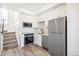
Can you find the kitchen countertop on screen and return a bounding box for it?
[36,33,48,36]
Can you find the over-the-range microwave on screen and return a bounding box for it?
[23,22,32,28]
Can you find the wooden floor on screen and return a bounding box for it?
[0,43,50,56]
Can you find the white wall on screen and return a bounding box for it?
[36,4,67,35]
[67,3,79,56]
[6,10,17,32]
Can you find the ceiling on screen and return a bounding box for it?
[0,3,61,15]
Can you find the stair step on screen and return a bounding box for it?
[3,43,18,50]
[3,32,15,35]
[3,42,18,47]
[3,34,16,38]
[3,40,17,46]
[4,37,16,40]
[3,39,16,43]
[3,32,15,34]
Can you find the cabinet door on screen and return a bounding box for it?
[48,19,56,33]
[57,34,66,56]
[48,33,58,56]
[42,36,46,48]
[34,34,42,47]
[56,17,65,34]
[42,36,48,49]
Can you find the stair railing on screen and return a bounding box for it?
[0,19,4,52]
[0,33,3,51]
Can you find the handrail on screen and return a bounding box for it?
[0,19,4,52]
[0,19,4,51]
[0,33,3,51]
[0,32,3,51]
[1,19,4,33]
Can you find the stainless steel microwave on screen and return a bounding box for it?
[23,22,32,28]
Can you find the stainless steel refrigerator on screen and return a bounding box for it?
[48,16,67,56]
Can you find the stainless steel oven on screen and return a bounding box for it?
[24,33,34,45]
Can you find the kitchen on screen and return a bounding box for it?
[0,3,79,56]
[0,3,67,56]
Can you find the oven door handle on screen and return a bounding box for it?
[24,35,34,37]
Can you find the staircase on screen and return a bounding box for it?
[3,32,18,50]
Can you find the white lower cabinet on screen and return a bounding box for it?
[34,34,42,47]
[20,34,24,47]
